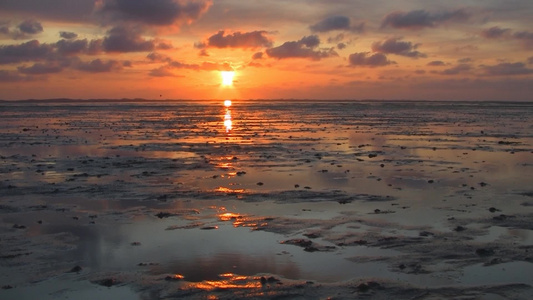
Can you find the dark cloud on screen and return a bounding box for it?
[149,66,176,77]
[252,52,263,60]
[266,35,337,60]
[0,21,10,35]
[0,0,96,22]
[480,26,511,39]
[60,31,78,39]
[150,57,233,74]
[156,41,173,50]
[1,20,44,39]
[479,26,533,49]
[348,52,393,67]
[147,52,171,62]
[371,37,426,58]
[100,0,212,26]
[18,20,43,34]
[87,39,103,55]
[170,60,233,71]
[55,39,89,55]
[427,60,445,66]
[381,9,470,30]
[528,56,533,64]
[197,30,272,49]
[483,62,533,76]
[310,16,364,33]
[439,64,471,75]
[337,43,346,50]
[0,40,54,64]
[54,38,103,55]
[75,58,121,73]
[199,61,233,71]
[102,26,155,52]
[0,70,35,82]
[198,49,209,56]
[327,33,345,43]
[18,62,63,74]
[513,30,533,49]
[168,60,200,70]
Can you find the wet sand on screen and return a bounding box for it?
[1,100,532,299]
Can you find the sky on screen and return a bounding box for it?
[0,0,532,101]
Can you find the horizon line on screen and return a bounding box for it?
[1,98,531,103]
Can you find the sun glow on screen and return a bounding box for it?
[221,71,235,86]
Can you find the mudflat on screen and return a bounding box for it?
[1,100,532,299]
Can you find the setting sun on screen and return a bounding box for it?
[220,71,235,86]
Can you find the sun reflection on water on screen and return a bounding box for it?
[187,273,262,291]
[223,100,232,133]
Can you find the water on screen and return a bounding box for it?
[1,100,532,299]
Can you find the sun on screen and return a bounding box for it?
[220,71,235,86]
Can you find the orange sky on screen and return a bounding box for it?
[0,0,532,100]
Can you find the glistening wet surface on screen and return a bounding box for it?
[1,100,532,299]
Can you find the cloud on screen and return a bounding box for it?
[199,61,233,71]
[483,62,533,76]
[150,57,234,75]
[156,41,173,50]
[0,21,9,35]
[99,0,212,26]
[1,19,44,39]
[75,58,121,72]
[102,25,155,52]
[513,30,533,49]
[196,30,273,49]
[87,39,104,55]
[327,33,345,43]
[371,37,426,58]
[458,57,472,63]
[18,62,63,74]
[149,66,176,77]
[348,52,393,67]
[55,39,89,55]
[480,26,511,39]
[168,60,201,70]
[266,35,337,60]
[18,20,43,34]
[0,0,96,23]
[252,52,263,60]
[198,49,209,56]
[479,26,533,49]
[60,31,78,39]
[427,60,445,66]
[0,40,54,64]
[0,70,36,82]
[309,16,365,33]
[147,52,171,62]
[439,64,471,75]
[381,9,470,30]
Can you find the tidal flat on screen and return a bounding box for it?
[1,100,532,299]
